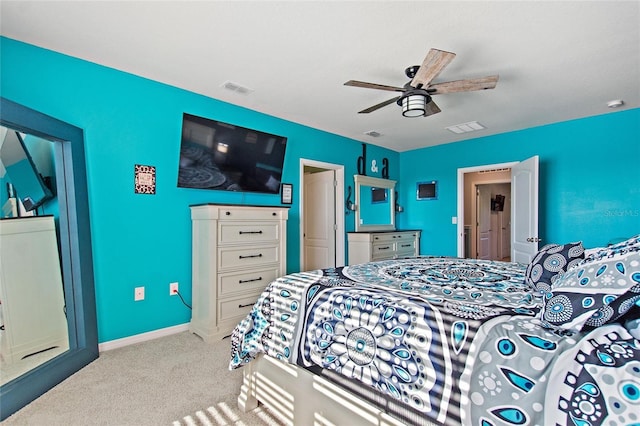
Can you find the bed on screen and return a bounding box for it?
[229,235,640,426]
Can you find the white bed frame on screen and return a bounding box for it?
[238,354,438,426]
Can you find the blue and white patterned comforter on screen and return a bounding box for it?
[229,257,640,426]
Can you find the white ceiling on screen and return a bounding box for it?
[1,1,638,152]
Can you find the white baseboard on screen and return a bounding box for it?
[98,323,190,352]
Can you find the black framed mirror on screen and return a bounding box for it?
[0,98,98,420]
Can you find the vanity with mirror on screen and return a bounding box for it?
[347,175,420,265]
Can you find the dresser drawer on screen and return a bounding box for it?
[396,240,416,254]
[218,294,259,322]
[218,207,285,221]
[371,242,395,259]
[373,232,417,243]
[218,222,280,244]
[219,267,279,297]
[218,244,279,270]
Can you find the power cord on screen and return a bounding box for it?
[174,289,192,310]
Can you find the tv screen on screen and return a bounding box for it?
[1,127,53,211]
[371,187,388,203]
[177,113,287,194]
[416,181,437,200]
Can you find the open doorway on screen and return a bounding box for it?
[475,182,511,261]
[457,157,540,263]
[299,159,345,271]
[457,161,517,259]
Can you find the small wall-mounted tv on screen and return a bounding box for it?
[177,113,287,194]
[416,180,437,200]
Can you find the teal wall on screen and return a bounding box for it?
[397,109,640,254]
[0,37,399,342]
[2,37,638,343]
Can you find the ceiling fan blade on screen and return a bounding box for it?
[410,49,456,88]
[358,96,400,114]
[428,75,499,94]
[424,100,441,117]
[345,80,405,92]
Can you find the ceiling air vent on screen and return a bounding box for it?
[221,81,254,95]
[446,121,486,134]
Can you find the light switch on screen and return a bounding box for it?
[451,216,458,224]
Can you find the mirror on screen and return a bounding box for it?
[0,98,98,420]
[1,127,69,386]
[354,175,396,232]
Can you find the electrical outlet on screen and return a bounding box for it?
[134,286,145,301]
[170,282,179,296]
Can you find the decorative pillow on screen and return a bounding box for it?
[579,234,640,266]
[583,247,603,258]
[525,242,585,294]
[540,234,640,331]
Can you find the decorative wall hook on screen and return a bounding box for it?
[395,190,404,213]
[346,185,356,213]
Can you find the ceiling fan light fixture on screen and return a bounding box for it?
[398,89,431,117]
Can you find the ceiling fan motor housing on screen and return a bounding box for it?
[405,65,421,79]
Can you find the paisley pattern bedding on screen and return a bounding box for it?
[229,257,640,426]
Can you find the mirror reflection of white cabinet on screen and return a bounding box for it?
[0,216,68,364]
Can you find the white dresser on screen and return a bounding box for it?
[189,204,288,341]
[347,230,421,265]
[0,216,69,363]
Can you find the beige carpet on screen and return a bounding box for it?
[1,331,285,426]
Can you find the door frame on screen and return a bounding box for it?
[457,161,518,258]
[299,159,345,269]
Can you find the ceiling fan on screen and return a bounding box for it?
[344,48,499,118]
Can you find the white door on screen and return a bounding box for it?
[476,185,492,259]
[303,170,336,270]
[511,155,539,263]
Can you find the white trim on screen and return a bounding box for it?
[456,161,518,258]
[299,158,345,269]
[98,323,189,352]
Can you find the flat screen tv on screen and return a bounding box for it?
[177,113,287,194]
[1,127,53,211]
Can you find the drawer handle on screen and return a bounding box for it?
[239,253,263,259]
[400,244,411,248]
[239,277,262,284]
[239,230,263,235]
[238,303,254,308]
[225,211,231,215]
[378,246,391,250]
